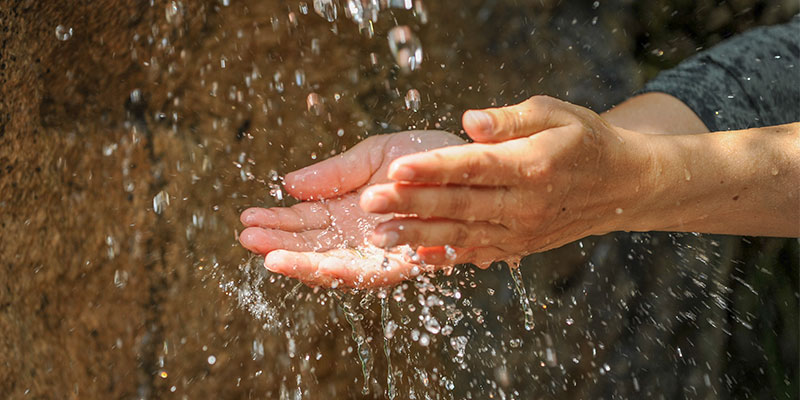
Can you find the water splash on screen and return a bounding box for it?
[332,291,373,395]
[380,297,397,400]
[507,259,535,331]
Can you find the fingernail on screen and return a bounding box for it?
[390,164,415,181]
[373,231,399,248]
[364,192,389,212]
[464,110,494,135]
[264,252,282,273]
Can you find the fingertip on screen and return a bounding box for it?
[240,207,269,226]
[359,188,390,213]
[239,227,262,249]
[263,250,285,273]
[463,110,495,141]
[387,162,416,181]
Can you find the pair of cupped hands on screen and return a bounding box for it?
[240,96,649,288]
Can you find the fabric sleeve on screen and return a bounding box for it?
[640,15,800,132]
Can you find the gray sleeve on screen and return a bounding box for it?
[641,15,800,132]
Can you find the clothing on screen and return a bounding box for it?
[642,15,800,131]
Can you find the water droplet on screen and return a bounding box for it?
[113,269,129,288]
[418,333,430,346]
[565,317,574,325]
[313,0,338,22]
[207,355,216,365]
[615,207,623,214]
[388,26,423,73]
[404,88,421,112]
[306,93,323,116]
[423,315,441,334]
[55,25,73,41]
[294,69,306,86]
[384,320,398,339]
[153,190,170,214]
[509,338,522,348]
[771,167,779,176]
[684,168,692,181]
[165,1,184,25]
[389,0,412,9]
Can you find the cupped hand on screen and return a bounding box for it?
[361,96,653,264]
[239,131,465,288]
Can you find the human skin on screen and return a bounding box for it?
[239,94,800,288]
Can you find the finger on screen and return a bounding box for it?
[360,183,513,222]
[463,95,577,142]
[264,250,339,287]
[318,251,421,288]
[371,218,512,248]
[284,135,388,200]
[416,245,507,267]
[239,227,339,254]
[266,249,419,288]
[388,141,533,185]
[240,203,331,231]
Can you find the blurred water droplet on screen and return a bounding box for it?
[306,92,323,116]
[313,0,338,22]
[388,26,423,73]
[404,88,421,111]
[414,0,428,23]
[153,190,170,214]
[55,25,73,41]
[384,320,398,339]
[423,315,441,334]
[207,355,216,365]
[389,0,412,9]
[311,38,321,55]
[450,336,467,363]
[113,269,128,288]
[294,69,306,86]
[165,1,184,25]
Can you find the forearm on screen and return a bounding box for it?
[624,123,800,236]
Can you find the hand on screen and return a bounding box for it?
[360,96,654,264]
[239,131,465,288]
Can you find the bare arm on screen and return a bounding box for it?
[599,93,800,237]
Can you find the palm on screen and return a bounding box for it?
[239,130,464,288]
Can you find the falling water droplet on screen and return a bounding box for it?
[294,69,306,86]
[404,89,421,112]
[684,168,692,181]
[165,1,184,25]
[207,355,217,365]
[389,0,413,9]
[153,190,170,214]
[388,26,423,73]
[313,0,338,22]
[508,260,535,331]
[306,93,323,116]
[380,297,397,400]
[55,25,73,41]
[113,269,129,288]
[423,315,441,334]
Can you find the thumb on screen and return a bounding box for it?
[283,135,387,200]
[463,95,574,143]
